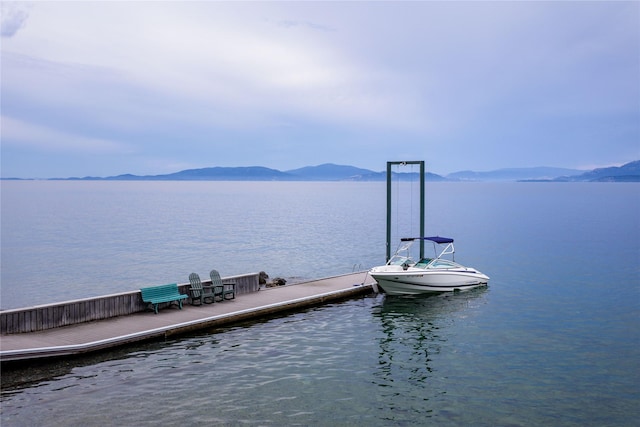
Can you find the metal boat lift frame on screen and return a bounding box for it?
[386,161,425,262]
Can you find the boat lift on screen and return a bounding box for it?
[386,161,425,262]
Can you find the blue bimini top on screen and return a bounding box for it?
[400,236,454,244]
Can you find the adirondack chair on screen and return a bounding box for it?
[210,269,236,301]
[188,273,215,305]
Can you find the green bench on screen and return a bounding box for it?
[140,283,188,314]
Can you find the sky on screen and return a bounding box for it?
[1,1,638,178]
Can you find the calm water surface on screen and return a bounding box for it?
[1,181,388,309]
[1,181,639,426]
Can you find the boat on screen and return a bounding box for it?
[369,236,489,295]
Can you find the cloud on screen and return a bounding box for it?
[1,2,30,38]
[1,115,133,154]
[275,19,335,32]
[0,1,637,177]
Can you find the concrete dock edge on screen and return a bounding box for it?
[1,273,375,363]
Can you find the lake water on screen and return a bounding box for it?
[1,181,639,426]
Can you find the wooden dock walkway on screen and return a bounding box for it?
[0,272,375,363]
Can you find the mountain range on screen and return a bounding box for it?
[546,160,640,182]
[15,160,640,182]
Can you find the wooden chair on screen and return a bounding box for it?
[188,273,215,305]
[210,269,236,301]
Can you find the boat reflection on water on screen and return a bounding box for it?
[370,288,488,409]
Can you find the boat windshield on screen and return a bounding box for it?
[428,259,461,269]
[388,237,457,267]
[413,258,462,269]
[388,255,414,266]
[413,258,433,268]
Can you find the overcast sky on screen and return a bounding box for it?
[1,1,638,178]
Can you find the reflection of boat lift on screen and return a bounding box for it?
[374,286,488,382]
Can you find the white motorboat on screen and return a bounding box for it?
[370,237,489,295]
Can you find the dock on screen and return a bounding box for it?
[0,272,375,363]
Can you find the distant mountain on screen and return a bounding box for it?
[447,167,585,182]
[65,166,295,181]
[345,171,447,182]
[285,164,446,181]
[7,161,638,182]
[59,163,447,182]
[556,160,640,182]
[286,164,374,180]
[156,166,294,181]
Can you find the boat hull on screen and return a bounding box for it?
[370,269,489,295]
